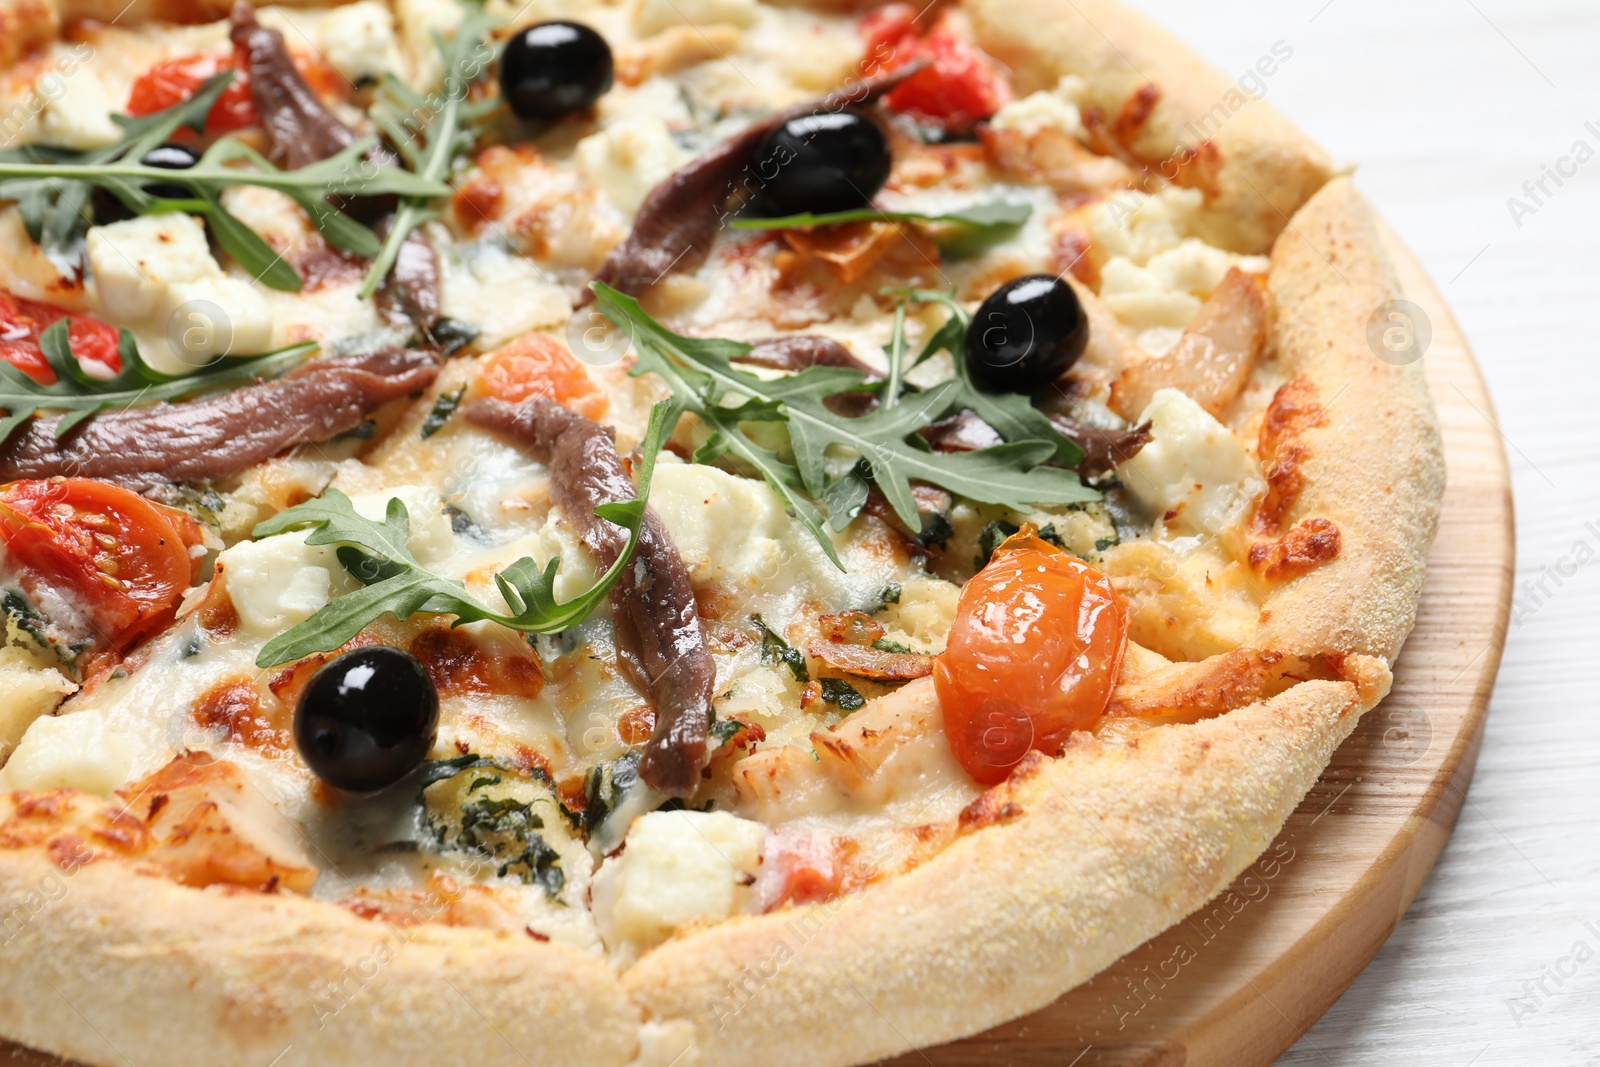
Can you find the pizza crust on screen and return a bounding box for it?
[1254,177,1446,664]
[624,679,1370,1067]
[965,0,1336,255]
[0,853,640,1067]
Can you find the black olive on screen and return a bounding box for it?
[500,21,614,121]
[749,108,892,217]
[138,142,202,201]
[963,274,1090,391]
[294,646,439,793]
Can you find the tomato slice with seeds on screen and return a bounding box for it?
[478,334,608,420]
[0,291,122,384]
[935,529,1128,785]
[0,480,205,652]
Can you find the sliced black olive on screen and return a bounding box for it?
[294,646,439,793]
[138,142,202,200]
[749,108,892,217]
[500,21,614,121]
[964,274,1090,391]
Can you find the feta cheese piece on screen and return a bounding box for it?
[1098,256,1204,330]
[592,810,766,952]
[0,652,76,761]
[990,76,1087,139]
[87,214,222,322]
[348,486,455,565]
[156,276,276,366]
[1087,187,1203,267]
[1145,239,1271,299]
[575,117,689,217]
[217,533,349,637]
[439,240,570,349]
[396,0,463,89]
[37,69,122,150]
[317,1,398,85]
[0,711,129,796]
[636,0,759,35]
[1116,388,1262,538]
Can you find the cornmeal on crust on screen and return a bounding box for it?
[0,2,1444,1065]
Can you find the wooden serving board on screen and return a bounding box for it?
[0,228,1512,1067]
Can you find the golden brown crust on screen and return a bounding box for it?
[624,680,1369,1067]
[965,0,1336,253]
[0,855,640,1067]
[0,0,58,69]
[1254,177,1446,663]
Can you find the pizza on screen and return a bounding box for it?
[0,0,1444,1065]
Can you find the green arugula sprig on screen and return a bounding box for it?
[252,399,678,669]
[0,325,317,445]
[591,282,1095,569]
[731,200,1031,255]
[0,74,450,292]
[359,10,503,298]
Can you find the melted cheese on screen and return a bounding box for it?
[591,809,765,960]
[0,709,129,796]
[1116,388,1263,539]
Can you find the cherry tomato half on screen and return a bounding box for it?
[0,479,205,652]
[478,334,608,420]
[0,291,122,384]
[935,530,1127,785]
[126,51,257,133]
[859,6,1012,130]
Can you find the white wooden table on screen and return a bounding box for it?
[1126,1,1600,1062]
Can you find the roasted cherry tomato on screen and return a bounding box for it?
[935,529,1127,784]
[126,51,257,133]
[860,5,1011,130]
[0,291,122,383]
[478,334,608,420]
[0,479,205,651]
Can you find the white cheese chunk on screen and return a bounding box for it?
[396,0,463,90]
[156,276,276,365]
[37,69,122,150]
[438,240,571,349]
[575,117,689,217]
[217,533,349,637]
[87,214,222,322]
[0,652,76,761]
[1087,187,1203,267]
[0,711,129,797]
[1145,238,1271,299]
[636,0,759,35]
[990,77,1086,139]
[348,486,456,565]
[1116,388,1262,538]
[316,1,399,85]
[592,810,765,953]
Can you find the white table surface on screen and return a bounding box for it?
[1123,1,1600,1063]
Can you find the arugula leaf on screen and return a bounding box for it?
[359,11,503,298]
[420,384,466,438]
[0,74,450,291]
[591,283,1096,565]
[252,400,679,669]
[890,287,1085,468]
[731,200,1031,233]
[0,326,318,446]
[0,74,233,261]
